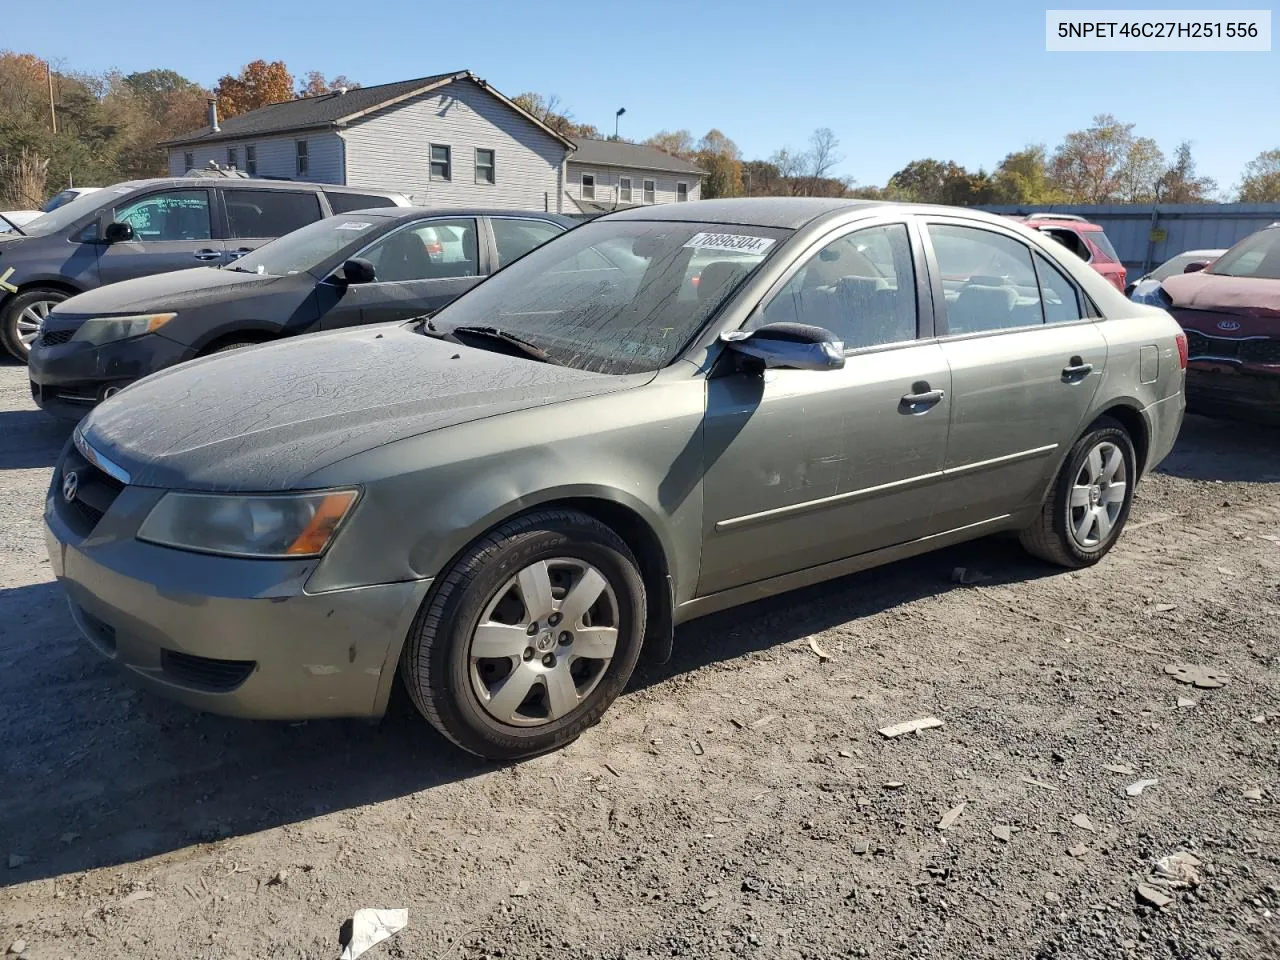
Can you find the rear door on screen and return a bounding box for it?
[318,217,484,329]
[95,188,223,284]
[921,218,1109,532]
[221,188,325,264]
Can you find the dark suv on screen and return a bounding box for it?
[0,178,410,360]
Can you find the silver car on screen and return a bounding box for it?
[45,199,1187,759]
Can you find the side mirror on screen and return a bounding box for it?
[721,322,845,371]
[1182,261,1208,274]
[338,257,376,284]
[103,221,134,243]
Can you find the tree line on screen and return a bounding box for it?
[2,50,1278,210]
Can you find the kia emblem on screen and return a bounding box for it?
[62,470,79,503]
[1217,319,1241,332]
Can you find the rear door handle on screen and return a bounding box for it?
[901,384,945,409]
[193,249,221,261]
[227,247,254,260]
[1062,357,1094,380]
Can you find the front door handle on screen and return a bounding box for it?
[227,247,254,260]
[193,249,221,261]
[900,382,945,410]
[1062,356,1094,380]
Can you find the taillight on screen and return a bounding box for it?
[1175,332,1188,369]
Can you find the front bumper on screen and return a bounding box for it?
[44,468,432,720]
[1185,364,1280,423]
[28,332,194,420]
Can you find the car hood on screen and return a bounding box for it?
[80,324,643,491]
[54,266,292,317]
[1162,271,1280,318]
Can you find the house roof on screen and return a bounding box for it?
[569,138,705,176]
[161,72,577,150]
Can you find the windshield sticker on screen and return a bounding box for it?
[683,232,776,255]
[335,221,373,231]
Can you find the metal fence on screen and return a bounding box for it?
[979,203,1280,279]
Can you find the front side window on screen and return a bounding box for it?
[225,190,323,239]
[581,173,595,200]
[113,190,211,242]
[492,218,563,268]
[1034,253,1085,324]
[245,145,257,176]
[475,148,495,184]
[429,220,789,375]
[360,218,479,282]
[929,223,1043,335]
[643,179,656,203]
[676,182,688,202]
[227,147,238,169]
[295,140,309,176]
[1208,227,1280,280]
[430,144,451,182]
[619,177,632,202]
[759,223,918,350]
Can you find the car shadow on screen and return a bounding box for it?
[0,536,1054,888]
[1155,414,1280,483]
[0,408,73,469]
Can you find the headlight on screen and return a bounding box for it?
[70,313,176,346]
[137,489,359,558]
[1131,284,1172,309]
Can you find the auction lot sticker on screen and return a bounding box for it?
[683,233,776,255]
[1046,9,1271,50]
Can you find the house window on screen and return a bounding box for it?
[643,179,656,203]
[475,148,495,184]
[676,182,688,202]
[619,177,632,202]
[581,173,595,200]
[182,151,194,171]
[295,140,309,177]
[227,146,238,169]
[430,144,452,181]
[245,145,257,176]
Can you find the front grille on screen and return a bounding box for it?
[1241,338,1280,365]
[54,447,126,536]
[41,329,74,346]
[160,650,256,692]
[1183,330,1278,365]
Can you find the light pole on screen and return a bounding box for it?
[614,107,626,140]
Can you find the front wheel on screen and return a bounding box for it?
[400,510,647,759]
[2,287,69,361]
[1020,417,1137,568]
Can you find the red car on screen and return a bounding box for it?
[1153,223,1280,423]
[1012,214,1128,292]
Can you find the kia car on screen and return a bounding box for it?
[45,198,1186,759]
[1126,248,1226,299]
[28,208,574,419]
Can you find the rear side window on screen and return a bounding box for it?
[1033,253,1085,324]
[225,190,323,239]
[1085,230,1119,261]
[326,192,399,213]
[929,224,1043,335]
[492,218,563,268]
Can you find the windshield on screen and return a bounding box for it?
[18,187,123,238]
[1207,228,1280,280]
[230,214,391,276]
[429,219,789,375]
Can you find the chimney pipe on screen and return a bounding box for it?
[207,97,220,132]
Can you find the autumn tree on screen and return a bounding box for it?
[991,146,1065,204]
[693,129,743,199]
[1049,115,1165,203]
[511,92,599,139]
[214,60,295,119]
[298,71,360,97]
[645,129,696,159]
[1236,148,1280,202]
[1154,142,1217,203]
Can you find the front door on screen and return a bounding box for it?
[698,221,952,597]
[96,189,223,285]
[319,217,484,330]
[922,219,1109,532]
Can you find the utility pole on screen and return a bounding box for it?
[47,61,57,134]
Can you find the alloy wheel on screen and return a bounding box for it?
[1068,440,1127,549]
[468,557,619,727]
[17,299,57,351]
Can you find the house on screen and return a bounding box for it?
[564,139,705,215]
[161,71,576,212]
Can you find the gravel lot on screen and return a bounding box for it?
[1,356,1277,960]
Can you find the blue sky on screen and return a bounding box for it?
[5,0,1274,194]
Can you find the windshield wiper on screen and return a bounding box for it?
[433,325,561,365]
[0,214,27,236]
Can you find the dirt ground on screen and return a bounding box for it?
[1,356,1277,960]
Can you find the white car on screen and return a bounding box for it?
[0,211,42,233]
[1128,248,1226,300]
[41,187,101,212]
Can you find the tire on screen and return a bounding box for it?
[205,341,260,355]
[400,509,647,759]
[1020,417,1137,568]
[2,287,69,362]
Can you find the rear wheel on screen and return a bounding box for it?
[1020,418,1136,568]
[204,341,261,356]
[2,287,69,361]
[400,510,647,759]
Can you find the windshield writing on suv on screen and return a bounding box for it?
[231,214,391,276]
[1207,228,1280,280]
[429,220,790,375]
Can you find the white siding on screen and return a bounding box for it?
[166,132,344,183]
[565,163,702,208]
[341,80,568,211]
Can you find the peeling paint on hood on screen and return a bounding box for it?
[80,325,638,491]
[1162,271,1280,319]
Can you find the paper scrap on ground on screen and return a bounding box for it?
[1126,778,1159,797]
[878,717,944,739]
[1162,663,1229,689]
[340,909,408,960]
[937,802,967,830]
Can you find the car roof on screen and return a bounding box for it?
[109,178,407,197]
[334,207,577,224]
